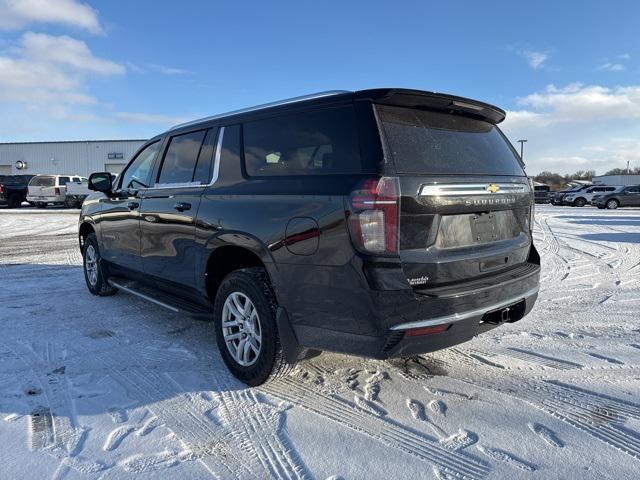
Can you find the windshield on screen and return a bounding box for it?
[376,105,525,176]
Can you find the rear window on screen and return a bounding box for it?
[30,176,55,187]
[243,106,361,176]
[377,105,525,176]
[58,176,71,186]
[157,130,207,185]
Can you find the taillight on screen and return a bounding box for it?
[0,184,3,195]
[348,176,400,254]
[55,187,60,195]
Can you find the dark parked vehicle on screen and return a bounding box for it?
[534,184,552,204]
[595,185,640,209]
[550,184,591,205]
[79,89,540,385]
[0,174,33,208]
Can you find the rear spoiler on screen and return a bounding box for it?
[354,88,506,124]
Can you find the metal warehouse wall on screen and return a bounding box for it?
[0,140,146,177]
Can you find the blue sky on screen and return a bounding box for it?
[0,0,639,174]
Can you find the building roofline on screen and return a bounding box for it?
[0,139,147,146]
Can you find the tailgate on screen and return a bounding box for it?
[374,103,534,290]
[398,176,533,288]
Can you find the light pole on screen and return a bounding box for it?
[517,139,528,161]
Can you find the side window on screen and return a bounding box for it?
[243,106,361,176]
[192,128,218,184]
[120,141,161,190]
[156,130,207,186]
[58,176,71,186]
[627,187,639,194]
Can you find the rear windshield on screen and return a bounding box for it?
[377,105,525,176]
[30,176,55,187]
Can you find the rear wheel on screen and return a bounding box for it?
[82,233,117,296]
[606,199,619,210]
[213,268,292,386]
[7,194,21,208]
[574,198,586,207]
[36,202,47,208]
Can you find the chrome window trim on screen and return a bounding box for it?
[390,286,539,331]
[419,183,529,196]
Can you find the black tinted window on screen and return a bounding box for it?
[157,130,206,185]
[58,176,71,186]
[192,128,217,184]
[377,105,525,176]
[243,106,361,176]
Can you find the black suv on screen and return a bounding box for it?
[79,89,540,385]
[595,185,640,209]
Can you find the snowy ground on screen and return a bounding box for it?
[0,205,639,479]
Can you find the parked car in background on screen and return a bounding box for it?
[27,174,85,208]
[78,88,540,385]
[563,185,622,207]
[534,184,552,204]
[65,178,90,208]
[550,184,591,205]
[0,174,34,208]
[595,185,640,209]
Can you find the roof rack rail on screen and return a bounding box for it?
[169,90,352,131]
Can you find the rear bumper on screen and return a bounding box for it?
[27,196,64,203]
[283,253,541,360]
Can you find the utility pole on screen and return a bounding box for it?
[517,139,528,161]
[627,160,630,174]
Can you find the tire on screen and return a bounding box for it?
[7,194,21,208]
[36,202,47,209]
[213,267,292,386]
[64,198,75,208]
[82,233,117,296]
[606,199,619,210]
[574,198,586,207]
[597,205,605,209]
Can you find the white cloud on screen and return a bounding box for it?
[127,62,194,76]
[503,83,640,129]
[501,83,640,175]
[21,32,124,75]
[113,112,191,125]
[0,0,102,34]
[521,50,548,69]
[597,62,625,72]
[616,53,631,60]
[0,32,123,106]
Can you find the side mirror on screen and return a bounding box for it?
[88,172,113,193]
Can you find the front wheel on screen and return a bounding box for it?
[606,199,619,210]
[82,233,117,296]
[213,268,292,386]
[574,198,586,207]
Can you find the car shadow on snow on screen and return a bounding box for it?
[0,264,251,421]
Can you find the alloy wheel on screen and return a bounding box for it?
[221,292,262,366]
[85,245,98,286]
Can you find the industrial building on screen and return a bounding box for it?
[592,174,640,186]
[0,139,146,177]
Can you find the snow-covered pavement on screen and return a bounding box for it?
[0,206,639,479]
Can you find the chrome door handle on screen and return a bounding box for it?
[173,202,191,212]
[127,201,139,210]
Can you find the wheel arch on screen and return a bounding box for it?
[202,233,278,303]
[78,220,97,250]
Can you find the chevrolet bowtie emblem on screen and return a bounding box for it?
[487,184,500,193]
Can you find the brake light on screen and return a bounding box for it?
[348,177,400,254]
[55,187,60,195]
[0,184,3,195]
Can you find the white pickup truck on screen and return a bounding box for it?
[65,179,91,208]
[27,175,88,208]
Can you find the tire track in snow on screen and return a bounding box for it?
[262,377,490,479]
